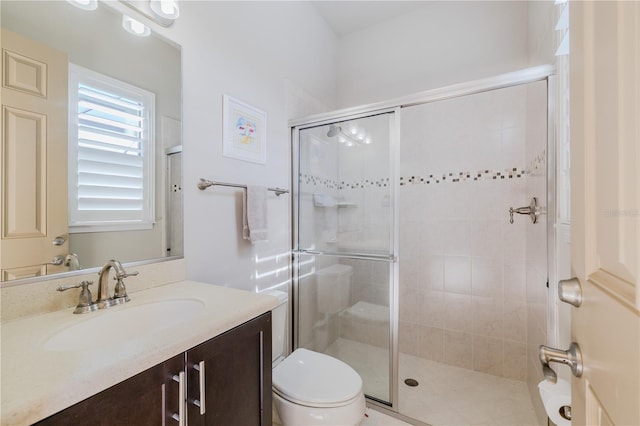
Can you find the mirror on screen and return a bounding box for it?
[1,1,182,282]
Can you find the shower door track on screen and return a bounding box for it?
[297,250,396,263]
[289,65,554,128]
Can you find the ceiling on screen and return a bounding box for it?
[311,1,431,37]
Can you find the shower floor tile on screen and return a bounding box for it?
[325,338,540,426]
[399,353,540,426]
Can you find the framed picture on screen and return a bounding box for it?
[222,95,267,164]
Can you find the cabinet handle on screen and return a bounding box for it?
[172,372,185,426]
[193,361,206,415]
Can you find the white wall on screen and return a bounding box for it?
[146,0,557,301]
[153,1,338,292]
[335,1,530,108]
[527,0,557,66]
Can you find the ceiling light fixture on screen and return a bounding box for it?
[122,15,151,36]
[149,0,179,20]
[67,0,98,11]
[120,0,177,28]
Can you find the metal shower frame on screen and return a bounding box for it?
[289,64,557,421]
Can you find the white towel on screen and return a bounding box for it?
[243,185,268,243]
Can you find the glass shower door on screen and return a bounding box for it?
[293,112,396,405]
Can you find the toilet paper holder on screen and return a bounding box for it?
[559,405,572,421]
[538,378,572,426]
[539,342,583,383]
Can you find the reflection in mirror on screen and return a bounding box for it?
[1,0,182,283]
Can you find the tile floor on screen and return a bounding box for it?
[399,353,539,425]
[327,338,541,426]
[362,407,414,426]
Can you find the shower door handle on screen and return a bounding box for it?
[298,249,396,262]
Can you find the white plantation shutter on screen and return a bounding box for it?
[69,64,155,232]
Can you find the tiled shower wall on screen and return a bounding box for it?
[398,81,547,381]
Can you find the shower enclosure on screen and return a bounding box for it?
[292,111,398,405]
[291,66,554,425]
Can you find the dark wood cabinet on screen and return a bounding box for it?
[36,312,271,426]
[36,353,184,425]
[186,313,272,426]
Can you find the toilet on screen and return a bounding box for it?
[266,290,366,426]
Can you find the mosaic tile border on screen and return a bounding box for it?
[301,174,390,189]
[341,178,390,189]
[400,167,526,186]
[301,166,527,191]
[526,148,547,176]
[301,174,338,189]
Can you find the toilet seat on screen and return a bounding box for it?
[272,348,362,408]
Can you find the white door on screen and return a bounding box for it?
[1,28,69,280]
[569,1,640,424]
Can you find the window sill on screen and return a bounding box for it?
[69,221,154,233]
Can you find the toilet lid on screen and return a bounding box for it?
[273,348,362,407]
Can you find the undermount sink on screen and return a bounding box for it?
[44,299,206,352]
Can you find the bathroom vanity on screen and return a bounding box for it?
[0,281,278,425]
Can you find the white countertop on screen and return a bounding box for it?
[0,281,279,425]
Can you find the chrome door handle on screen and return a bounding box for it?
[171,372,185,426]
[49,255,65,266]
[192,361,206,415]
[539,342,583,383]
[558,277,582,307]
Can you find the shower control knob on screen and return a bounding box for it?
[509,197,540,224]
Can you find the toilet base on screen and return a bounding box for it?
[272,390,365,426]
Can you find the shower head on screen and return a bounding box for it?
[327,125,342,137]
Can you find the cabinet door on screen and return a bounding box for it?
[186,313,272,426]
[36,353,184,425]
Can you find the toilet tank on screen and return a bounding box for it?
[263,290,288,364]
[315,264,353,314]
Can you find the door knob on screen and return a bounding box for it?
[539,342,583,383]
[52,236,66,246]
[558,277,582,307]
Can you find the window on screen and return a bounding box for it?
[68,64,155,232]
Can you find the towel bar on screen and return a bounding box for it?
[198,178,289,196]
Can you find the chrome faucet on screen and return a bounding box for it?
[96,259,138,308]
[57,281,99,314]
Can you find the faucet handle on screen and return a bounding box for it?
[112,271,137,303]
[114,269,138,279]
[121,270,139,278]
[57,281,98,314]
[57,280,93,292]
